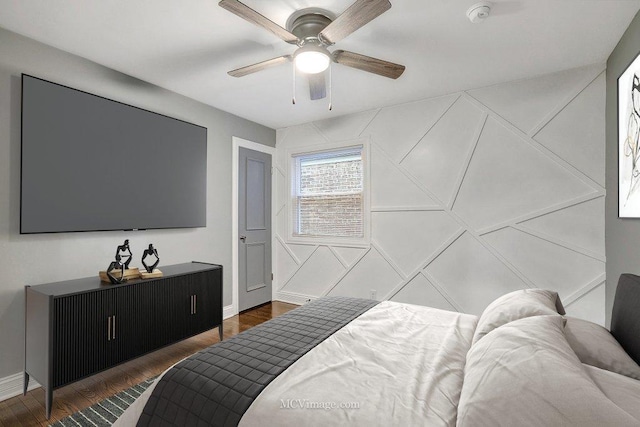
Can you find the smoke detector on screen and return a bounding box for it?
[467,2,492,23]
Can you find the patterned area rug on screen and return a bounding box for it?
[49,377,156,427]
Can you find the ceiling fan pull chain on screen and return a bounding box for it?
[292,61,296,105]
[328,61,333,111]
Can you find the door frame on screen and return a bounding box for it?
[231,137,276,316]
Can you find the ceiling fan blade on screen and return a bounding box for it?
[219,0,299,44]
[308,73,327,100]
[333,50,405,79]
[228,55,292,77]
[319,0,391,45]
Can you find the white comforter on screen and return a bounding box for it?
[115,298,640,427]
[116,301,477,427]
[239,301,477,427]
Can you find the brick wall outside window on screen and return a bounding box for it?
[293,149,363,238]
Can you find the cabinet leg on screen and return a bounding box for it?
[45,387,52,420]
[218,324,223,341]
[23,372,29,396]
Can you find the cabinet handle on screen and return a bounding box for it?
[194,295,197,314]
[112,315,116,340]
[190,295,193,315]
[108,316,111,341]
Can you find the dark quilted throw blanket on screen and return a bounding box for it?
[137,296,379,427]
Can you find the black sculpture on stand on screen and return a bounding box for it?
[142,244,160,273]
[115,239,133,269]
[106,254,126,284]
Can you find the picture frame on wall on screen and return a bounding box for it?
[619,51,640,218]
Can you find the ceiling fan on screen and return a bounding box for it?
[218,0,405,102]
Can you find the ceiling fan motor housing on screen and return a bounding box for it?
[287,9,334,45]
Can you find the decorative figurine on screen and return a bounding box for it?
[106,254,126,284]
[99,240,141,283]
[115,239,133,269]
[142,244,160,273]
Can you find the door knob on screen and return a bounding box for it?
[239,235,246,242]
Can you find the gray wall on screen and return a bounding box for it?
[606,11,640,326]
[275,64,606,324]
[0,27,275,379]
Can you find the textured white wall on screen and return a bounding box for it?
[275,64,606,324]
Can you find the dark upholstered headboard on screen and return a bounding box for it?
[611,274,640,365]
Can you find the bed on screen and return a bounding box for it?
[114,275,640,426]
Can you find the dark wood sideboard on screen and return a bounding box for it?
[24,262,223,419]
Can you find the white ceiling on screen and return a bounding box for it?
[0,1,638,129]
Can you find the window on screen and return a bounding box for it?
[291,146,364,239]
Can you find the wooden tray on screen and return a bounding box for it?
[99,267,141,283]
[140,269,163,279]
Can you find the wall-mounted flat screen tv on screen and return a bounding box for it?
[21,74,207,234]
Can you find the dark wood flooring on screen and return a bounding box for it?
[0,301,298,427]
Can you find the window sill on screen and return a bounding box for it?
[286,235,370,248]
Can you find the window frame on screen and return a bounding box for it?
[286,138,370,247]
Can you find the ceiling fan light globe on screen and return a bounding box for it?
[295,50,330,74]
[295,52,330,74]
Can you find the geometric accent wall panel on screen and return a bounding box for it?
[390,273,456,311]
[564,283,606,327]
[276,240,298,284]
[275,168,287,212]
[275,129,288,168]
[534,73,605,186]
[276,210,287,237]
[275,64,605,323]
[313,110,378,141]
[401,98,484,204]
[333,247,367,267]
[277,123,327,169]
[467,65,600,134]
[287,244,316,264]
[282,246,345,296]
[278,122,327,147]
[370,145,439,209]
[361,95,457,162]
[520,197,604,255]
[483,227,604,297]
[453,118,595,231]
[372,211,461,275]
[328,247,403,299]
[425,232,527,315]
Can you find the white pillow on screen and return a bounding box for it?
[564,317,640,380]
[458,315,639,427]
[472,289,565,345]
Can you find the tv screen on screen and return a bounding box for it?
[20,74,207,234]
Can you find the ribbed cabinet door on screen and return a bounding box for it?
[193,269,222,333]
[191,270,222,335]
[154,276,192,348]
[112,281,156,363]
[53,290,114,388]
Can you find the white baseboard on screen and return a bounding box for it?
[0,372,40,402]
[274,290,314,306]
[223,304,236,319]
